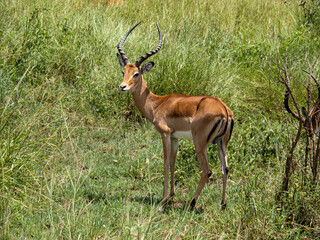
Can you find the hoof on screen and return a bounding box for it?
[221,201,227,210]
[158,205,165,213]
[160,195,173,206]
[189,199,196,211]
[159,196,174,213]
[160,198,168,206]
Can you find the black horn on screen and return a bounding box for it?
[117,22,142,66]
[135,22,163,67]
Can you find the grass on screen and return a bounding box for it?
[1,0,320,239]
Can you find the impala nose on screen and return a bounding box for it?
[119,84,127,91]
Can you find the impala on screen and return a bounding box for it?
[117,22,234,210]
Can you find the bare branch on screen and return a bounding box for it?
[311,48,320,69]
[282,68,303,121]
[302,70,320,98]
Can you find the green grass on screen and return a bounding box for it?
[1,0,320,239]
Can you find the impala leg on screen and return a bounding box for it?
[169,138,179,199]
[160,134,171,206]
[190,143,211,210]
[217,139,229,209]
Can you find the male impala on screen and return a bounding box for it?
[117,22,234,210]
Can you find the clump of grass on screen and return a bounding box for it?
[0,67,42,236]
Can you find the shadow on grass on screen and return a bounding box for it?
[131,195,205,214]
[83,189,205,214]
[83,189,162,206]
[129,194,162,206]
[165,201,205,214]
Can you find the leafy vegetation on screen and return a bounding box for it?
[1,0,320,238]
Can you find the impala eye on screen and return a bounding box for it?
[133,72,139,78]
[122,70,124,76]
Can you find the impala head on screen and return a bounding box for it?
[117,22,163,92]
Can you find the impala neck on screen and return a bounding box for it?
[131,76,158,122]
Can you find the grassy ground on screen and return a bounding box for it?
[1,0,320,239]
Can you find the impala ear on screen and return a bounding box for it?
[117,53,125,67]
[141,62,154,74]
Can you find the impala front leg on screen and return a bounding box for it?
[160,133,171,206]
[169,137,179,199]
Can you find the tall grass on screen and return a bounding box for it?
[1,0,320,238]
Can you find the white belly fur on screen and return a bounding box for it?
[172,131,193,140]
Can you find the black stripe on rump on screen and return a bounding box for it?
[212,119,229,144]
[227,119,234,142]
[196,97,209,111]
[207,119,223,143]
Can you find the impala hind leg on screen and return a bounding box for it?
[190,142,211,210]
[217,139,229,209]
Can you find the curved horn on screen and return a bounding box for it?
[284,71,300,120]
[117,22,142,66]
[135,22,163,67]
[303,70,320,99]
